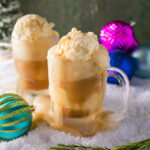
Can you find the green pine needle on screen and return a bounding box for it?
[50,144,110,150]
[0,0,22,42]
[112,139,150,150]
[49,139,150,150]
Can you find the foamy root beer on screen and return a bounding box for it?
[11,14,59,91]
[44,28,114,136]
[33,28,128,136]
[14,58,49,90]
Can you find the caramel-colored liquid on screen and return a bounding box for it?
[48,51,107,118]
[61,76,104,118]
[15,58,48,90]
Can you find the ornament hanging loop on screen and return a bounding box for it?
[130,21,136,27]
[30,105,35,111]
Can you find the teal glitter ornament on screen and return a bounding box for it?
[0,93,32,140]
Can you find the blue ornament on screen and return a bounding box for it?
[132,44,150,78]
[0,93,32,140]
[107,51,139,84]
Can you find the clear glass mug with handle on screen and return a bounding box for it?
[48,48,130,137]
[63,67,130,136]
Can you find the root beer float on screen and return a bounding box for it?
[48,28,110,119]
[33,28,129,136]
[11,14,59,91]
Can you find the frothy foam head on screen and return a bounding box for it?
[12,14,59,41]
[57,28,100,61]
[48,28,110,76]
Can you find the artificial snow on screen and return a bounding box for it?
[0,58,150,150]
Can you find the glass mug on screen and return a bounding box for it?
[48,50,130,136]
[11,36,60,97]
[0,41,51,98]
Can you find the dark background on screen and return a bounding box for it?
[19,0,150,44]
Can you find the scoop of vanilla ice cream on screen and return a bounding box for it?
[56,28,110,71]
[12,14,60,61]
[57,28,99,61]
[12,14,59,41]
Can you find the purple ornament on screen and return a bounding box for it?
[100,21,138,53]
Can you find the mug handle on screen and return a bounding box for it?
[105,67,130,124]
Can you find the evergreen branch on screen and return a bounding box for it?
[50,144,110,150]
[112,139,150,150]
[49,139,150,150]
[0,0,22,42]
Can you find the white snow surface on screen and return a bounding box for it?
[0,58,150,150]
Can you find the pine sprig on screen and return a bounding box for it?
[49,139,150,150]
[112,139,150,150]
[50,144,110,150]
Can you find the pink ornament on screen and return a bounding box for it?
[100,21,138,53]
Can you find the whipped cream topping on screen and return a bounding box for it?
[12,14,59,41]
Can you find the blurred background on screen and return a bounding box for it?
[19,0,150,43]
[0,0,150,80]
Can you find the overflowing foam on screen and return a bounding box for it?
[49,28,110,75]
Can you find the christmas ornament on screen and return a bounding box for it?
[0,93,32,140]
[107,51,139,84]
[100,21,138,53]
[132,44,150,78]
